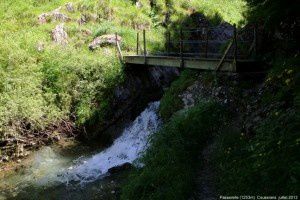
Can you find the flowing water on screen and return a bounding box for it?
[0,101,161,200]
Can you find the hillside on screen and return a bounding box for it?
[0,0,246,162]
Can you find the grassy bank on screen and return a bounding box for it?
[0,0,164,140]
[213,58,300,195]
[121,101,228,200]
[0,0,247,139]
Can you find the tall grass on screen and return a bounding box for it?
[0,0,164,137]
[0,0,248,137]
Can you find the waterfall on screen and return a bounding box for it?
[0,101,161,199]
[59,101,161,184]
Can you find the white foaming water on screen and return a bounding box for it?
[0,102,161,198]
[59,101,161,184]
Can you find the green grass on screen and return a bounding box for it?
[213,107,299,195]
[0,0,164,137]
[213,57,300,195]
[121,101,228,200]
[0,0,248,138]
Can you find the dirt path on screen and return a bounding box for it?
[190,142,217,200]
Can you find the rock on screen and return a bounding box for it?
[107,162,132,174]
[38,7,70,24]
[51,24,68,45]
[65,2,74,12]
[81,29,92,36]
[36,42,45,52]
[38,13,49,24]
[89,34,121,50]
[51,10,71,22]
[136,1,143,8]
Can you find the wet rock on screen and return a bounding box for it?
[107,162,132,174]
[89,34,121,50]
[51,24,68,45]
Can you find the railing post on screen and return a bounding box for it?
[136,32,139,55]
[233,24,237,71]
[115,32,123,63]
[143,29,147,65]
[180,29,184,68]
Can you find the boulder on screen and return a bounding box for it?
[89,34,122,50]
[38,13,49,24]
[38,7,71,24]
[51,24,68,45]
[51,10,71,22]
[108,162,132,174]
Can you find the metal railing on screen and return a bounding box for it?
[135,24,257,62]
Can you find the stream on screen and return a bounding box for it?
[0,101,161,200]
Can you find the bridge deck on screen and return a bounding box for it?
[124,55,257,72]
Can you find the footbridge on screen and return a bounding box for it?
[117,25,259,72]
